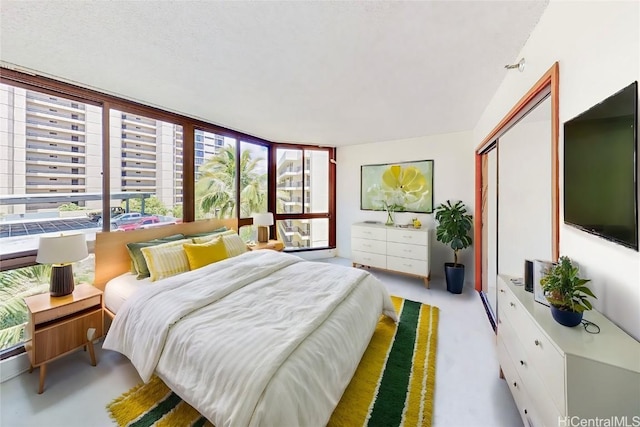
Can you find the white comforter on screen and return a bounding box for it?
[103,250,396,427]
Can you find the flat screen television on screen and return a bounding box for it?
[564,81,638,250]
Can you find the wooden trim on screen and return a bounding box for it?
[329,147,337,248]
[183,123,195,222]
[474,152,483,291]
[94,219,237,291]
[102,102,111,232]
[474,62,560,292]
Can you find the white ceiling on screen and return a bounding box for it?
[0,1,548,146]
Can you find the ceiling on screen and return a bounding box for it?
[0,1,548,146]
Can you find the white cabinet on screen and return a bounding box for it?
[351,222,431,287]
[497,275,640,427]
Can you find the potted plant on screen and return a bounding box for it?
[434,200,473,294]
[540,256,596,327]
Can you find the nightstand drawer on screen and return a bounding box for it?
[33,308,103,366]
[33,295,101,325]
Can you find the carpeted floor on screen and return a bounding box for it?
[107,296,439,427]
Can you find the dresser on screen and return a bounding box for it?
[351,222,431,287]
[497,274,640,427]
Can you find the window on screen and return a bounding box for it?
[0,83,102,354]
[194,130,236,220]
[275,147,331,250]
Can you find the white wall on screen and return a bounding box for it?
[336,131,475,284]
[474,0,640,339]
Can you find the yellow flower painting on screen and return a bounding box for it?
[361,160,433,213]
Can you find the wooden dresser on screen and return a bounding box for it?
[351,222,431,287]
[496,274,640,426]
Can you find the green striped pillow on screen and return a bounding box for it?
[140,239,191,282]
[126,234,186,279]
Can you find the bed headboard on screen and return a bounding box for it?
[94,219,237,291]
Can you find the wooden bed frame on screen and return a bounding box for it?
[94,219,237,295]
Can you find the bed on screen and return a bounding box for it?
[96,220,397,427]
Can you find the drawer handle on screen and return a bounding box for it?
[363,244,371,247]
[534,339,540,346]
[403,263,412,267]
[403,249,411,252]
[499,289,505,293]
[403,236,412,239]
[509,302,515,307]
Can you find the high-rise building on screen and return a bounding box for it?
[0,84,187,216]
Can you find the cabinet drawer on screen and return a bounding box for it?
[501,286,566,413]
[387,228,427,246]
[387,242,426,261]
[387,256,427,276]
[33,309,103,366]
[352,226,386,241]
[33,295,101,325]
[499,308,564,422]
[352,250,386,269]
[352,237,386,255]
[498,335,543,427]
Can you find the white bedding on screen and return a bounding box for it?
[103,250,396,427]
[103,272,151,314]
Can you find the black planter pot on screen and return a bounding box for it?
[444,262,465,294]
[550,305,583,327]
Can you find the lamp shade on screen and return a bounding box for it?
[253,212,274,227]
[36,233,88,265]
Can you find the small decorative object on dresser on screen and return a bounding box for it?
[351,222,431,287]
[23,284,104,394]
[540,256,596,327]
[434,200,472,294]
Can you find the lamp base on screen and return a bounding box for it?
[50,264,75,297]
[257,226,270,243]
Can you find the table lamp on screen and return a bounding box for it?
[253,212,274,243]
[36,233,88,297]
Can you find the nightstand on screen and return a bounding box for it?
[23,284,104,394]
[248,240,285,252]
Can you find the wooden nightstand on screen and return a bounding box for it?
[248,240,285,252]
[23,284,104,394]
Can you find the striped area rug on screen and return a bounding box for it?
[107,296,439,427]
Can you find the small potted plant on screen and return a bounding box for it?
[434,200,473,294]
[540,256,596,327]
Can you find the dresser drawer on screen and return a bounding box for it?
[387,256,427,276]
[352,237,386,255]
[33,308,103,366]
[352,250,386,269]
[387,242,426,260]
[33,295,101,325]
[387,228,427,246]
[499,308,565,422]
[352,225,386,241]
[500,285,566,413]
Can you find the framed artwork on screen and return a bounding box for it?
[360,160,434,213]
[533,259,554,306]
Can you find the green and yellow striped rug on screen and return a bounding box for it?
[107,296,439,427]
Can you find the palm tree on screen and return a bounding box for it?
[0,265,51,350]
[196,146,267,218]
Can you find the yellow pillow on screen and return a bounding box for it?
[140,239,191,282]
[183,237,228,270]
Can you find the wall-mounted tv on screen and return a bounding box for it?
[360,160,434,213]
[564,81,638,250]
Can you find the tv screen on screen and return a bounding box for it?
[564,81,638,250]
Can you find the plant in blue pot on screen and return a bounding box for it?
[540,256,596,327]
[434,200,472,294]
